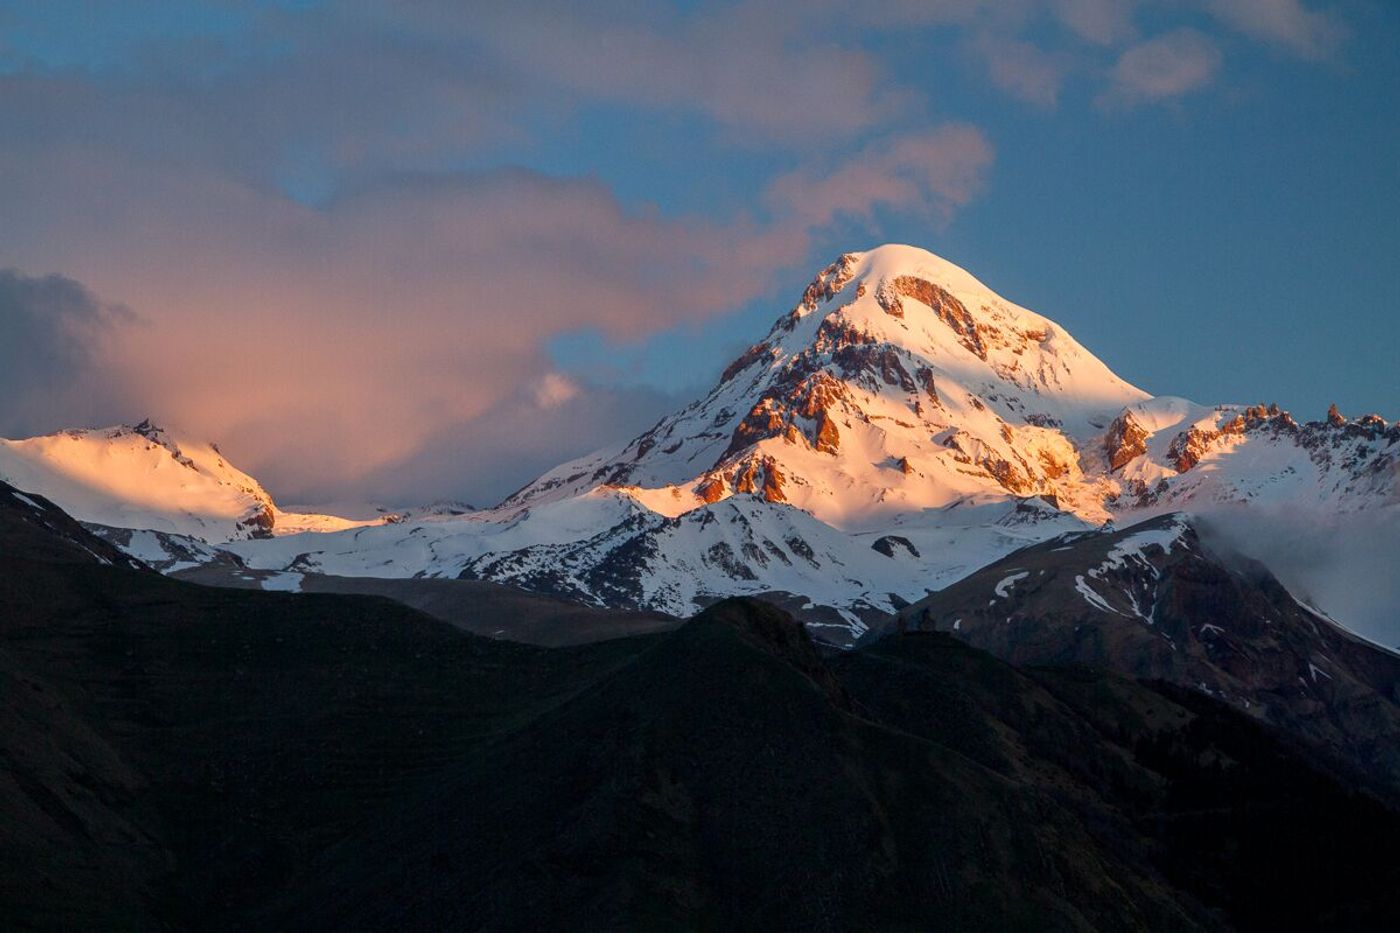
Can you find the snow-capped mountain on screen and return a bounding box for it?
[506,245,1149,526]
[0,420,384,543]
[11,245,1397,644]
[210,244,1396,642]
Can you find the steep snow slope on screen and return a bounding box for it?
[0,420,383,542]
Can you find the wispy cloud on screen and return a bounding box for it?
[968,33,1069,107]
[1203,0,1347,60]
[766,126,994,228]
[1098,28,1224,110]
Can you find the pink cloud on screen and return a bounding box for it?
[0,117,988,501]
[1051,0,1139,46]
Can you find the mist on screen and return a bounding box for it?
[1194,504,1400,651]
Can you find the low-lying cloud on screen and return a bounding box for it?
[1196,505,1400,651]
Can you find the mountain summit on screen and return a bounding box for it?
[0,421,384,543]
[508,244,1149,526]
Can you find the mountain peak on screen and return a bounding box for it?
[507,245,1151,527]
[836,243,1001,298]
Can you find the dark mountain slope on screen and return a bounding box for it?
[1,480,147,569]
[278,599,1206,933]
[5,488,1400,931]
[0,492,652,930]
[896,513,1400,794]
[838,635,1400,930]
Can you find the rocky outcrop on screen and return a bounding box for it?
[695,475,726,504]
[1103,411,1149,471]
[719,341,773,383]
[871,535,919,558]
[732,457,787,503]
[236,504,276,538]
[875,275,987,359]
[796,253,859,314]
[721,369,851,461]
[814,411,841,455]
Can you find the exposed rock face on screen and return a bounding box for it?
[722,369,852,460]
[1104,411,1149,471]
[1167,405,1304,473]
[986,457,1034,495]
[1329,403,1347,427]
[796,253,859,315]
[876,275,987,359]
[814,411,841,454]
[720,341,773,383]
[695,475,726,504]
[732,456,787,503]
[1167,425,1220,473]
[237,504,276,538]
[871,535,919,558]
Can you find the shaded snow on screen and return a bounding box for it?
[994,571,1029,598]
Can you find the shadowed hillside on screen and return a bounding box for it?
[4,482,1400,931]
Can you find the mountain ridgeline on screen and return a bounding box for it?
[2,245,1395,647]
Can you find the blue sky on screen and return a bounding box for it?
[1,1,1396,503]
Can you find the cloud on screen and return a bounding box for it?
[0,113,989,502]
[0,269,135,437]
[463,4,895,144]
[533,373,582,410]
[348,379,686,509]
[1195,505,1400,650]
[0,158,785,495]
[1098,28,1224,109]
[968,33,1068,107]
[1203,0,1346,60]
[766,125,994,229]
[1051,0,1138,46]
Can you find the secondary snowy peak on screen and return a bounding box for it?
[1100,398,1400,514]
[0,421,384,543]
[507,244,1149,527]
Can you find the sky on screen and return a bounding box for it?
[1,0,1396,506]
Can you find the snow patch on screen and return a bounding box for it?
[993,570,1029,599]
